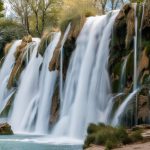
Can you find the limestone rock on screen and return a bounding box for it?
[7,35,32,89]
[49,79,60,125]
[0,123,13,135]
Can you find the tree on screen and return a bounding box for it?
[8,0,31,34]
[24,0,62,36]
[0,0,4,18]
[94,0,126,14]
[9,0,62,36]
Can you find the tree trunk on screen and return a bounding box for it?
[35,12,40,36]
[41,10,46,35]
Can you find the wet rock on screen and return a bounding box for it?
[4,42,13,55]
[49,14,85,77]
[0,123,13,135]
[49,78,60,125]
[138,48,149,74]
[49,37,62,71]
[0,92,16,117]
[38,28,60,56]
[7,35,33,89]
[138,95,150,123]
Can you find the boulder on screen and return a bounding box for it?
[0,123,13,135]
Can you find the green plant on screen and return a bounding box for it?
[83,134,96,149]
[0,19,27,52]
[87,123,99,134]
[105,139,118,150]
[84,123,143,149]
[129,130,143,142]
[114,127,131,144]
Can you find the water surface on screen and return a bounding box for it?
[0,135,82,150]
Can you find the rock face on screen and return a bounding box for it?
[38,28,60,56]
[49,78,60,125]
[7,35,33,89]
[109,3,150,126]
[0,123,13,135]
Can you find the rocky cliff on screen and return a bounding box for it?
[109,3,150,126]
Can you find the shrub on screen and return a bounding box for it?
[96,130,116,145]
[129,130,143,142]
[105,139,118,150]
[84,123,143,150]
[83,134,96,149]
[0,19,27,59]
[87,123,99,134]
[114,127,131,144]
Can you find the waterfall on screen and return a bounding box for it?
[60,24,71,102]
[119,55,130,92]
[8,38,42,133]
[0,40,21,114]
[1,4,145,142]
[8,33,61,134]
[52,11,119,139]
[35,32,61,134]
[112,89,139,126]
[133,3,138,91]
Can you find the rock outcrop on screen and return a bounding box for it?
[7,35,33,89]
[38,28,60,56]
[0,123,13,135]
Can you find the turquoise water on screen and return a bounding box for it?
[0,135,82,150]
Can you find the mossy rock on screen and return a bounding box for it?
[126,51,134,77]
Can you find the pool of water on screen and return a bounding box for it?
[0,135,83,150]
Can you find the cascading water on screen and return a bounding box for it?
[8,38,42,132]
[52,11,119,139]
[119,54,130,92]
[133,4,138,91]
[8,33,61,134]
[112,89,139,126]
[35,32,61,134]
[60,24,71,102]
[0,40,21,114]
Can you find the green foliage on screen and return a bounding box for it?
[84,123,143,149]
[83,134,95,149]
[0,19,27,53]
[0,0,4,17]
[129,130,143,142]
[87,123,99,134]
[105,139,118,150]
[59,0,97,33]
[0,1,3,11]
